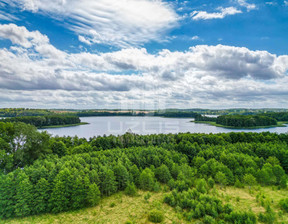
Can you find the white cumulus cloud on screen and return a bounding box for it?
[1,24,288,108]
[191,7,242,20]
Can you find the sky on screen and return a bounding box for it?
[0,0,288,109]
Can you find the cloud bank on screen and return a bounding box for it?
[0,24,288,108]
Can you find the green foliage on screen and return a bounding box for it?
[208,177,215,189]
[164,188,230,221]
[144,192,151,201]
[139,168,155,191]
[216,115,277,128]
[125,182,137,196]
[215,172,227,187]
[203,215,216,224]
[258,205,276,224]
[196,179,208,194]
[14,172,33,217]
[3,115,81,128]
[279,198,288,213]
[33,178,50,214]
[148,209,164,223]
[87,183,101,206]
[243,174,257,187]
[155,164,172,183]
[100,167,117,196]
[225,211,257,224]
[2,128,288,220]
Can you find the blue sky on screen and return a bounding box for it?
[0,0,288,109]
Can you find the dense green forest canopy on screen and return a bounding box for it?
[2,115,81,128]
[1,121,288,223]
[216,115,278,128]
[195,113,288,128]
[260,112,288,122]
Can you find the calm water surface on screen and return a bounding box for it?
[41,116,288,138]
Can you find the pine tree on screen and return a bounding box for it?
[100,167,117,196]
[129,164,140,187]
[155,164,172,183]
[71,176,86,209]
[139,168,155,191]
[33,178,50,214]
[87,183,101,206]
[14,172,33,217]
[49,180,69,213]
[114,163,129,190]
[0,173,15,218]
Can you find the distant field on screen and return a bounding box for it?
[4,186,288,224]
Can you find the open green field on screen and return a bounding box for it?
[3,186,288,224]
[192,121,288,129]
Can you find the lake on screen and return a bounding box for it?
[41,116,288,138]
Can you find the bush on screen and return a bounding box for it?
[208,177,215,189]
[125,183,137,196]
[196,179,208,194]
[203,215,216,224]
[144,192,151,201]
[153,182,162,192]
[279,198,288,212]
[124,221,133,224]
[258,206,276,224]
[148,210,164,223]
[109,202,116,208]
[225,211,257,224]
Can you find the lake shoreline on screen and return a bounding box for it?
[38,122,89,129]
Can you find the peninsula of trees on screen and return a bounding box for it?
[195,114,288,129]
[2,115,83,128]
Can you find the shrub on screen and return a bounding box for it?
[153,182,162,192]
[258,206,276,224]
[125,182,137,196]
[203,215,216,224]
[109,202,116,208]
[124,221,133,224]
[225,211,257,224]
[208,177,215,189]
[148,209,164,223]
[279,198,288,212]
[196,179,208,194]
[144,192,151,201]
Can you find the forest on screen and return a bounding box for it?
[1,121,288,223]
[2,115,81,128]
[259,112,288,122]
[216,115,278,128]
[194,114,285,128]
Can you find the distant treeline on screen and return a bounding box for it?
[154,111,198,118]
[2,115,81,128]
[194,114,217,122]
[259,112,288,122]
[77,111,198,118]
[77,111,147,117]
[216,115,277,127]
[0,108,53,117]
[195,114,279,128]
